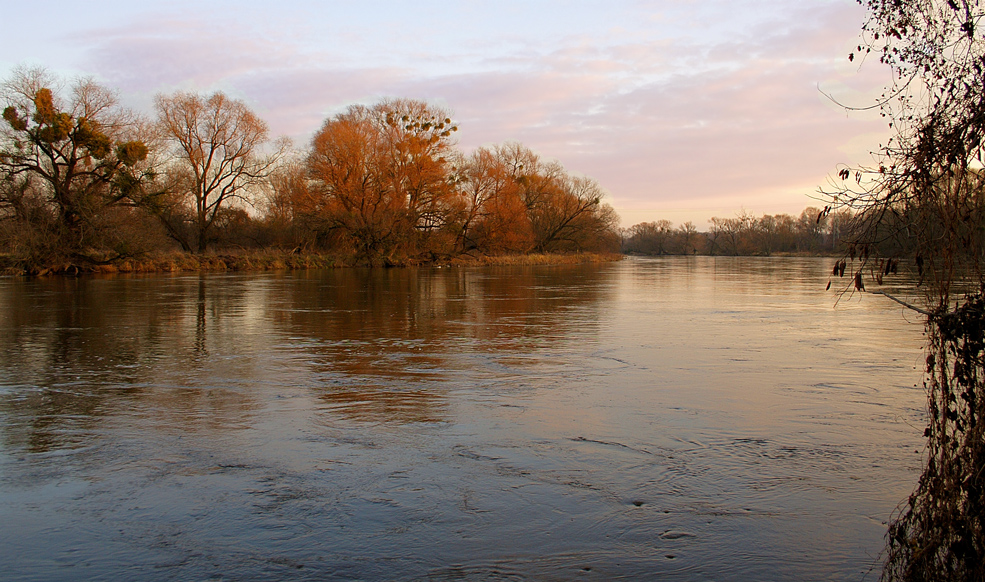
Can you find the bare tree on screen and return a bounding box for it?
[708,214,751,256]
[827,2,985,579]
[156,91,284,252]
[677,221,698,254]
[624,220,674,255]
[753,215,780,256]
[796,207,828,254]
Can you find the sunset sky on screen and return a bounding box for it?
[0,0,892,228]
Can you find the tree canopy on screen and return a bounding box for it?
[1,70,620,269]
[156,91,284,252]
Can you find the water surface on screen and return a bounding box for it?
[0,257,927,580]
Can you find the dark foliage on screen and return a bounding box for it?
[827,2,985,579]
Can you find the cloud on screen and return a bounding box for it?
[56,0,889,226]
[77,20,295,93]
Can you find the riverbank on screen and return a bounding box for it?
[0,251,623,277]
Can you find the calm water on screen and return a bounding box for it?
[0,257,927,581]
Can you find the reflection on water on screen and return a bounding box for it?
[0,258,926,580]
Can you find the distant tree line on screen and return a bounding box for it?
[0,68,620,269]
[621,207,855,256]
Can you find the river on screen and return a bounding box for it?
[0,256,927,581]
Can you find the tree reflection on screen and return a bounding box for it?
[0,274,263,452]
[195,274,207,357]
[0,264,614,451]
[274,265,613,423]
[316,384,447,424]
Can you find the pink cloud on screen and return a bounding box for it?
[60,0,890,227]
[76,19,305,94]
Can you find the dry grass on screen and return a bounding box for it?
[445,252,623,266]
[108,252,351,273]
[0,250,622,277]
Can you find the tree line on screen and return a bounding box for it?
[621,207,854,256]
[0,68,620,269]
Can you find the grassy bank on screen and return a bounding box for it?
[447,252,623,267]
[0,250,623,277]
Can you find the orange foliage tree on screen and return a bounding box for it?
[493,142,617,253]
[453,145,533,254]
[305,99,459,264]
[288,102,619,261]
[263,157,316,250]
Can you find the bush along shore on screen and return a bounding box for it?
[0,251,624,277]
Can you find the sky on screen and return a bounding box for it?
[0,0,892,228]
